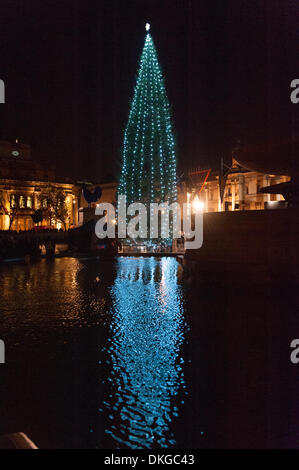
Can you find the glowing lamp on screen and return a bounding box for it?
[192,196,204,212]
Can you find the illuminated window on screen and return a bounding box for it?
[10,194,16,208]
[19,195,25,208]
[42,199,47,209]
[27,196,33,209]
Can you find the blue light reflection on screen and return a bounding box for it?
[101,257,186,449]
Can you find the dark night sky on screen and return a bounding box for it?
[0,0,298,181]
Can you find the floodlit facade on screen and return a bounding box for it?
[0,140,80,231]
[0,140,118,231]
[179,159,291,212]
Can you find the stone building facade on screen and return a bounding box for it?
[0,141,80,231]
[0,140,118,231]
[181,159,291,212]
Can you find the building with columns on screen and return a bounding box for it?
[0,140,118,231]
[181,158,291,213]
[0,140,81,231]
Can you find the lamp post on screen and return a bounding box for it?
[72,198,76,226]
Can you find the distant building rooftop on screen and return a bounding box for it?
[0,140,55,183]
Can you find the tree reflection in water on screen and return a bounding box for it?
[101,257,187,449]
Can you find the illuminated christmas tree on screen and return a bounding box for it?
[118,24,177,219]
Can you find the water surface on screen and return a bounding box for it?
[0,257,298,449]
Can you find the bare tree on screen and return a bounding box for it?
[38,187,69,230]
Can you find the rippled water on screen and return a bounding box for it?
[0,257,191,449]
[1,256,299,449]
[102,257,186,448]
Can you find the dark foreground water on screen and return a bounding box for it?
[0,257,299,449]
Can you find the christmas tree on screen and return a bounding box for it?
[118,24,177,227]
